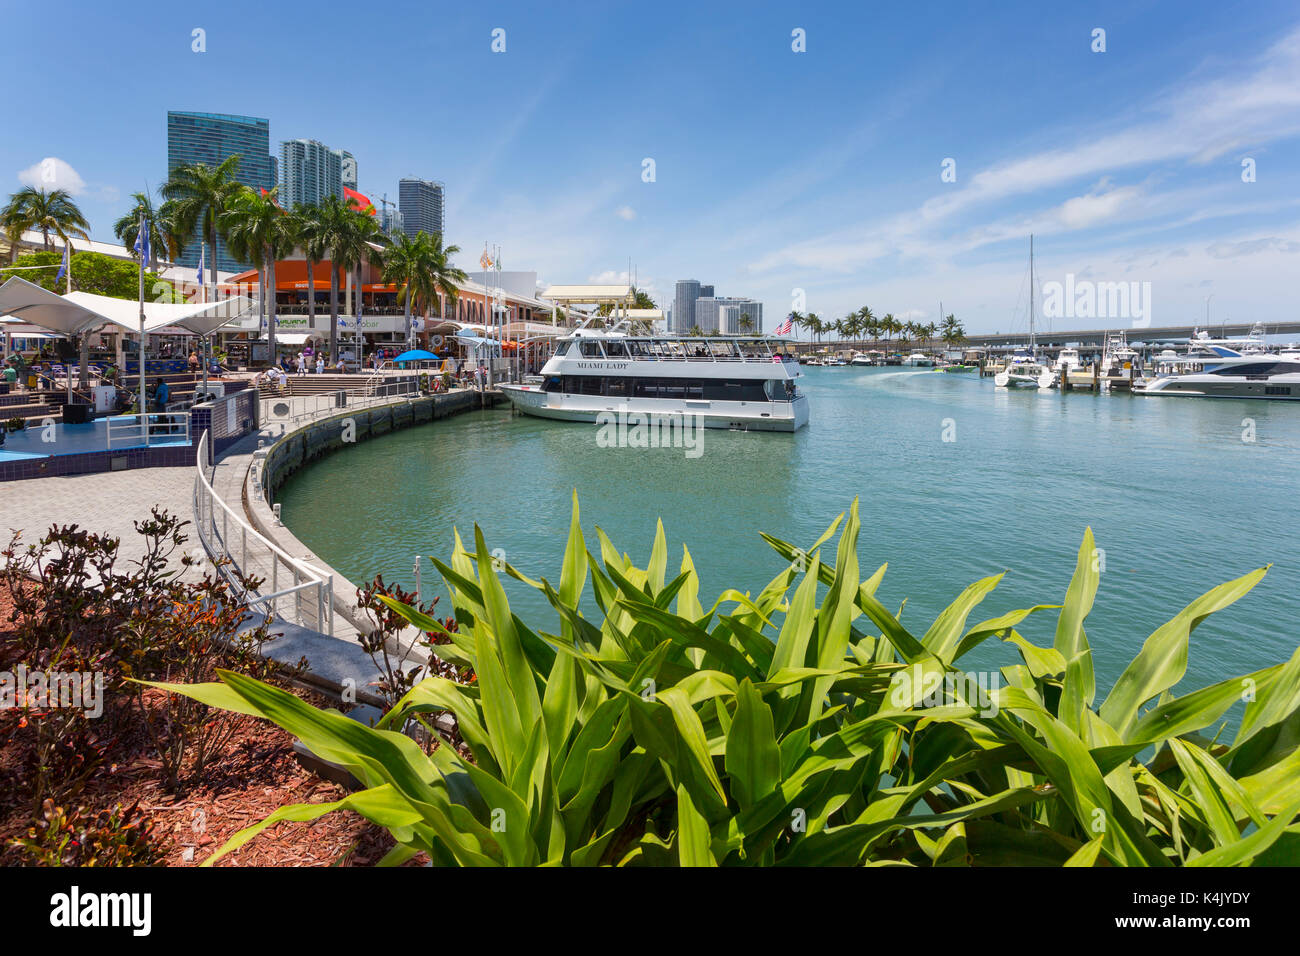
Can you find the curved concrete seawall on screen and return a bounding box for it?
[261,388,486,501]
[244,388,498,639]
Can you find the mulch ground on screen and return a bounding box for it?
[0,583,428,868]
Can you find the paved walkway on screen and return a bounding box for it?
[0,464,202,580]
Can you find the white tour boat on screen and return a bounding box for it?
[499,321,810,431]
[904,351,935,367]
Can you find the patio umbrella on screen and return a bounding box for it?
[392,349,438,364]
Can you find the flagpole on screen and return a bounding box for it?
[199,241,209,400]
[137,216,147,444]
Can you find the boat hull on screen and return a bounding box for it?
[1135,376,1300,400]
[499,385,811,431]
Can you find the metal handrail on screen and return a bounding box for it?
[257,377,422,426]
[106,412,191,448]
[192,431,334,636]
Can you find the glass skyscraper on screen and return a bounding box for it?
[673,279,702,335]
[398,178,445,238]
[695,297,763,334]
[279,139,345,210]
[166,111,277,272]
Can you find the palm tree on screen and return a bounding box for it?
[221,187,294,362]
[424,232,467,332]
[313,194,358,363]
[925,321,938,354]
[2,187,90,264]
[292,203,325,348]
[382,230,465,350]
[161,155,242,290]
[114,193,184,271]
[859,306,877,347]
[941,313,966,350]
[739,312,753,335]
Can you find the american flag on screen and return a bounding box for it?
[774,313,794,336]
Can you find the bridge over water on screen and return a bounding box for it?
[793,321,1300,353]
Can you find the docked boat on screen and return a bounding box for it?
[498,321,810,431]
[1135,346,1300,401]
[994,235,1055,390]
[904,351,935,367]
[995,348,1056,388]
[1100,332,1140,377]
[850,350,880,366]
[1055,347,1082,371]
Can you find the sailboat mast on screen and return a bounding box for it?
[1029,234,1035,353]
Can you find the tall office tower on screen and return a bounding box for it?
[698,285,714,299]
[673,279,702,334]
[278,139,344,209]
[380,205,404,237]
[696,296,764,334]
[167,111,277,272]
[335,150,357,188]
[398,178,445,238]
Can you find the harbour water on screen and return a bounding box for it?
[277,367,1300,698]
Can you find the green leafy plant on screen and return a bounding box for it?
[154,497,1300,866]
[14,799,168,867]
[5,416,25,432]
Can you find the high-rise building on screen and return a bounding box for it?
[673,279,702,335]
[336,150,357,188]
[278,138,344,209]
[398,178,445,238]
[380,205,404,237]
[698,285,714,299]
[695,297,763,334]
[167,111,277,272]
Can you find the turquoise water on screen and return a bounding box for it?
[277,368,1300,699]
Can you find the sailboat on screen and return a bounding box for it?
[994,235,1056,389]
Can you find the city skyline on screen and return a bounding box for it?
[5,1,1300,334]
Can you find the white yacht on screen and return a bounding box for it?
[1100,332,1139,376]
[1055,347,1081,371]
[995,348,1056,388]
[1135,345,1300,401]
[499,322,810,431]
[850,351,879,366]
[904,351,935,367]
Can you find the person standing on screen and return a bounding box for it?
[315,354,325,375]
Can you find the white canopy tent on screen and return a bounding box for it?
[0,276,253,424]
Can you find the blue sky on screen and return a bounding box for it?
[6,0,1300,334]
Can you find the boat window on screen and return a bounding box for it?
[553,340,571,356]
[1211,363,1281,376]
[580,340,605,358]
[543,376,563,392]
[606,378,628,397]
[605,340,628,357]
[685,380,704,399]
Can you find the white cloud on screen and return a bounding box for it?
[1206,237,1300,259]
[17,157,86,195]
[746,25,1300,280]
[615,205,636,221]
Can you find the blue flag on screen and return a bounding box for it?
[196,244,204,286]
[55,243,69,282]
[133,217,151,264]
